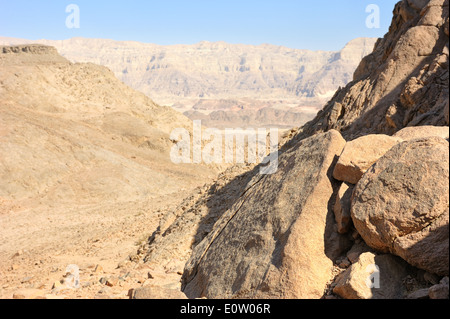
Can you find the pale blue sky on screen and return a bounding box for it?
[0,0,399,51]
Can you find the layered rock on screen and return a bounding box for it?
[293,0,449,141]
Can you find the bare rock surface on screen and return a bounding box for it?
[182,130,347,299]
[0,36,377,129]
[333,134,402,184]
[393,125,449,140]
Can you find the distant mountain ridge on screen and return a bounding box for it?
[0,37,377,104]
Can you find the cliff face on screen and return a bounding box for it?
[295,0,449,141]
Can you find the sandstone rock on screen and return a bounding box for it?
[333,252,410,299]
[333,135,402,184]
[351,137,449,276]
[182,130,347,299]
[393,125,449,141]
[132,285,187,299]
[429,276,449,299]
[334,182,355,233]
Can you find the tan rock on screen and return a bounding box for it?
[132,285,187,299]
[93,264,104,274]
[352,137,449,276]
[346,241,374,264]
[182,130,347,299]
[333,252,410,299]
[333,134,402,184]
[429,277,449,299]
[393,125,449,141]
[295,0,449,141]
[334,182,354,234]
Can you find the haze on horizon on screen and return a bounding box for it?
[0,0,398,51]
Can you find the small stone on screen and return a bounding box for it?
[338,258,351,269]
[12,289,46,299]
[10,264,19,271]
[406,288,430,299]
[21,276,34,284]
[52,280,63,289]
[99,277,108,285]
[106,277,119,287]
[12,250,23,258]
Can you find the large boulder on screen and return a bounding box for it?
[351,137,449,276]
[182,130,348,299]
[333,134,402,184]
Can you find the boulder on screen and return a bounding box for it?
[393,125,449,141]
[333,134,402,184]
[334,182,354,234]
[429,277,449,299]
[351,137,449,276]
[333,252,410,299]
[182,130,347,299]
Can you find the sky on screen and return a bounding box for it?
[0,0,399,51]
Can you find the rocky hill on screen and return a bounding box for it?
[0,44,221,299]
[0,36,377,129]
[142,0,449,299]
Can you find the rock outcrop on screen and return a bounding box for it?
[293,0,449,141]
[182,130,348,299]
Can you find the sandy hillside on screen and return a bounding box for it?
[0,44,220,299]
